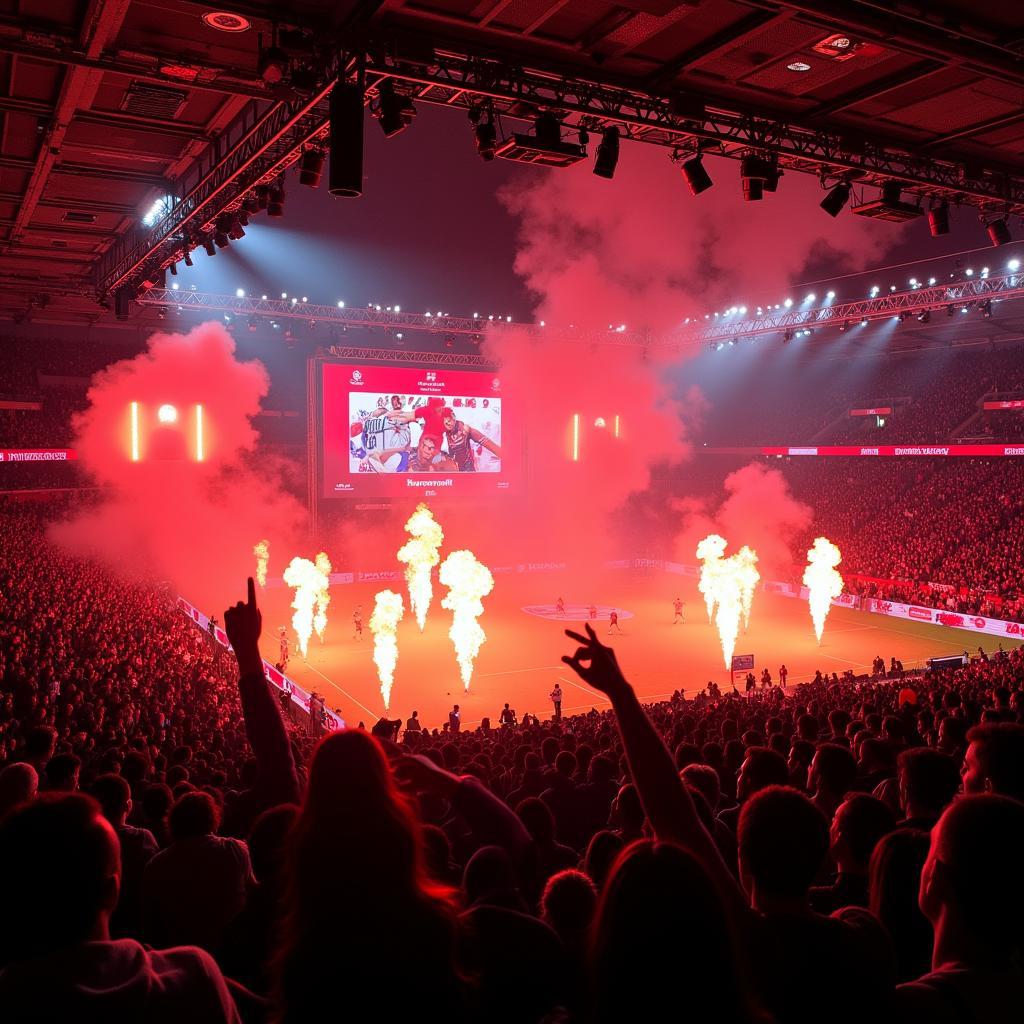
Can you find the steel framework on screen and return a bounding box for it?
[93,28,1024,301]
[138,271,1024,349]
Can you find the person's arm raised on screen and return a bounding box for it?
[224,577,300,805]
[562,624,745,910]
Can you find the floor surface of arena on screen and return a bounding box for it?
[254,572,1021,729]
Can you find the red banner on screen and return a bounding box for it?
[849,407,892,416]
[983,400,1024,410]
[705,445,1024,457]
[0,449,78,462]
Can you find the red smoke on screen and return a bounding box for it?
[52,323,308,608]
[675,462,812,579]
[500,148,900,334]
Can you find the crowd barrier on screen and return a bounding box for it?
[176,595,345,731]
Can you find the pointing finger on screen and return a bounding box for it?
[247,576,257,608]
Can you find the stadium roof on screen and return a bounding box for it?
[3,1,1024,324]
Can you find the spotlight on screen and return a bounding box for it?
[469,108,497,161]
[236,209,249,227]
[740,155,772,202]
[203,237,217,257]
[267,185,285,217]
[593,127,620,179]
[928,202,950,236]
[169,261,177,276]
[820,182,850,217]
[255,186,270,212]
[298,148,325,188]
[987,218,1012,247]
[680,154,713,195]
[947,305,955,317]
[258,46,289,85]
[980,299,993,318]
[375,79,415,138]
[214,214,232,248]
[783,329,793,342]
[242,194,260,215]
[917,310,931,323]
[183,250,193,268]
[227,216,245,241]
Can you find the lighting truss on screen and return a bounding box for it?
[95,30,1024,302]
[136,289,650,347]
[140,272,1024,350]
[688,272,1024,345]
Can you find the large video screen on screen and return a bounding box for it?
[320,361,511,498]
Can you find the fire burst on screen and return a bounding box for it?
[253,540,269,588]
[397,503,444,631]
[803,537,844,645]
[369,589,405,711]
[282,555,331,657]
[735,546,761,632]
[313,551,332,642]
[696,534,728,623]
[439,550,494,691]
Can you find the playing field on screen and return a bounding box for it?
[255,572,1020,730]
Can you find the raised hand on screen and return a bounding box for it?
[562,623,630,700]
[392,753,459,798]
[225,577,263,676]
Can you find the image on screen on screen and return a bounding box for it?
[320,362,511,498]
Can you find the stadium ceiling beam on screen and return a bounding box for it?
[92,30,1024,301]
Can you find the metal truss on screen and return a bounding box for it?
[319,347,493,368]
[136,289,650,347]
[93,28,1024,302]
[686,271,1024,344]
[364,41,1024,215]
[139,272,1024,351]
[93,68,342,302]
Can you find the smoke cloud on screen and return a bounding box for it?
[51,323,308,608]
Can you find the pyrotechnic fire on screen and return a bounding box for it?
[313,551,332,642]
[397,503,444,631]
[253,540,269,588]
[282,555,331,657]
[712,556,744,670]
[369,589,405,711]
[439,549,494,691]
[696,534,728,623]
[803,537,844,645]
[735,545,761,632]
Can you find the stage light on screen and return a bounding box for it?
[203,238,216,257]
[826,290,835,299]
[214,214,232,248]
[917,310,931,323]
[298,148,324,187]
[195,405,204,461]
[255,186,270,212]
[980,299,993,318]
[157,403,178,424]
[965,268,974,277]
[183,250,193,268]
[681,154,713,195]
[130,402,140,460]
[337,300,345,308]
[375,79,415,138]
[740,155,772,201]
[171,283,179,291]
[572,413,580,461]
[168,262,177,277]
[242,194,260,215]
[469,107,497,161]
[267,185,285,217]
[593,127,620,179]
[987,218,1012,246]
[820,182,850,217]
[258,45,288,84]
[783,298,793,308]
[928,202,950,236]
[1009,258,1020,271]
[947,305,955,317]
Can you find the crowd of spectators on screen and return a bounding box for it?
[2,511,1024,1022]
